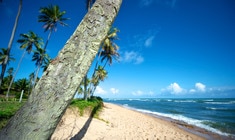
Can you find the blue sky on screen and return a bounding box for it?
[1,0,235,98]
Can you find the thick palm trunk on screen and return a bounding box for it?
[0,0,22,88]
[0,0,122,139]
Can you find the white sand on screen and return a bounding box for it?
[51,103,205,140]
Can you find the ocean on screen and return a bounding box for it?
[104,98,235,138]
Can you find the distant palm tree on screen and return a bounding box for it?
[0,48,15,93]
[6,67,14,77]
[15,78,29,93]
[0,48,15,65]
[38,4,69,51]
[42,56,51,72]
[0,0,22,88]
[6,67,14,86]
[83,75,90,100]
[35,5,69,87]
[1,67,14,92]
[32,47,50,88]
[83,27,119,99]
[90,65,107,96]
[100,27,120,68]
[6,31,43,99]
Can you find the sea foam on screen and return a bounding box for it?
[132,108,232,137]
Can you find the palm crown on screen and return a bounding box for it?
[0,48,15,65]
[32,47,50,67]
[100,27,120,67]
[17,31,43,53]
[38,5,69,32]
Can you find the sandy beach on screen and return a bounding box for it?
[51,103,219,140]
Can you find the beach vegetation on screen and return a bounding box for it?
[70,96,103,116]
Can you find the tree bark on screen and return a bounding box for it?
[0,0,122,139]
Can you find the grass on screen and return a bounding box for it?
[0,96,104,130]
[0,101,25,129]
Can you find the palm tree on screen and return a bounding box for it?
[0,48,15,93]
[38,4,69,51]
[0,0,22,88]
[83,75,90,100]
[6,31,43,99]
[100,27,120,68]
[90,65,107,97]
[91,27,120,74]
[5,67,14,90]
[35,5,69,87]
[42,56,51,72]
[0,1,122,139]
[14,78,29,93]
[32,47,50,88]
[0,48,15,65]
[1,67,14,93]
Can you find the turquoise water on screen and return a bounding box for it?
[104,98,235,138]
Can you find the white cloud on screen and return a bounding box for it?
[110,88,119,94]
[189,89,196,93]
[195,83,206,92]
[144,36,155,47]
[190,83,206,93]
[122,51,144,64]
[162,83,185,95]
[132,90,143,96]
[95,86,106,95]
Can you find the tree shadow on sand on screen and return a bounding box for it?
[70,105,100,140]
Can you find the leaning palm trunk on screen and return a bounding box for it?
[0,0,22,88]
[31,58,42,91]
[6,50,26,100]
[0,0,122,139]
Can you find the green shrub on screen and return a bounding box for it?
[70,96,103,116]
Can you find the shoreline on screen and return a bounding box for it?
[116,103,234,140]
[51,102,233,140]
